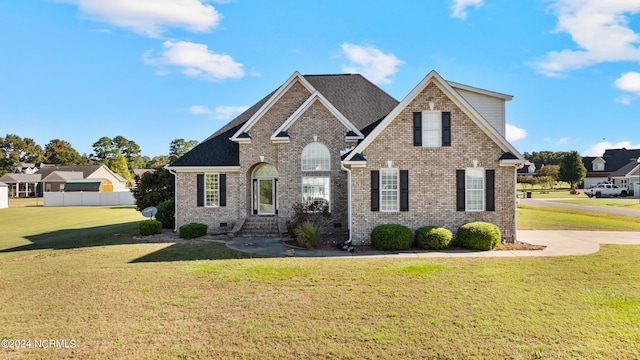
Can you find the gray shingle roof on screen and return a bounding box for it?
[611,160,639,177]
[35,165,103,179]
[170,73,399,168]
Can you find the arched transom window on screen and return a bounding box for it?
[301,142,330,171]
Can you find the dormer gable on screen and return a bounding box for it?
[270,91,364,144]
[592,157,606,171]
[230,71,316,144]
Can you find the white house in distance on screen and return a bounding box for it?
[0,181,8,208]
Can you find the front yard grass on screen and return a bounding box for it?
[517,203,640,231]
[1,205,639,359]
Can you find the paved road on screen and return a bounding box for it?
[519,198,640,217]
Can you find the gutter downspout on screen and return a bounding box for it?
[340,162,352,242]
[514,162,527,242]
[167,168,178,233]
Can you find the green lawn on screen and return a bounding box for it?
[1,206,639,359]
[517,203,640,231]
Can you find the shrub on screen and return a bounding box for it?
[139,220,162,236]
[370,224,413,251]
[179,223,208,239]
[416,226,453,250]
[457,222,501,250]
[293,221,320,249]
[155,199,175,229]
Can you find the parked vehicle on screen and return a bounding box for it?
[584,183,628,198]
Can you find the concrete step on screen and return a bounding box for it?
[238,217,280,237]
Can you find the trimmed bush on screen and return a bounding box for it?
[179,223,208,239]
[139,220,162,236]
[155,199,175,229]
[416,226,453,250]
[457,222,501,250]
[370,224,413,251]
[293,221,320,249]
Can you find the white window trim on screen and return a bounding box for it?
[301,176,331,212]
[380,168,399,212]
[465,167,485,212]
[422,111,441,148]
[205,173,220,208]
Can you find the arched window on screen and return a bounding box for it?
[301,142,330,171]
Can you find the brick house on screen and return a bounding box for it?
[167,70,525,244]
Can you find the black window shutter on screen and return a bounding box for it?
[442,112,451,146]
[219,174,227,207]
[196,174,204,207]
[485,169,495,211]
[413,112,422,146]
[371,170,380,212]
[456,170,465,211]
[400,170,409,211]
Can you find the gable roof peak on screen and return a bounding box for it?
[230,71,316,142]
[343,69,523,163]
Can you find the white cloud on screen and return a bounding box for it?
[616,94,633,105]
[584,141,640,156]
[213,105,249,119]
[533,0,640,77]
[59,0,221,38]
[144,41,244,81]
[506,123,527,142]
[188,105,213,115]
[449,0,483,20]
[187,105,248,119]
[341,43,404,85]
[556,137,568,145]
[615,71,640,93]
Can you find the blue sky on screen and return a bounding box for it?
[2,0,640,158]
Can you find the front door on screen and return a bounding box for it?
[256,178,276,215]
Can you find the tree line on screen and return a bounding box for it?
[519,150,587,193]
[0,134,198,179]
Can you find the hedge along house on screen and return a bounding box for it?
[167,71,526,244]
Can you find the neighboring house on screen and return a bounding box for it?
[517,162,540,178]
[0,164,128,197]
[0,181,8,208]
[167,70,525,244]
[582,148,640,191]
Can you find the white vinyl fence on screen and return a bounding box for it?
[44,191,135,206]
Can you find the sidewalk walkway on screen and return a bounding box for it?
[226,230,640,258]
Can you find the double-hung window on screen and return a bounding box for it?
[422,111,441,147]
[380,169,399,212]
[465,168,484,212]
[205,173,219,207]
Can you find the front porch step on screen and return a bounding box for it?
[237,217,280,237]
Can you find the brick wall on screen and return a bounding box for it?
[349,82,517,244]
[175,79,351,236]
